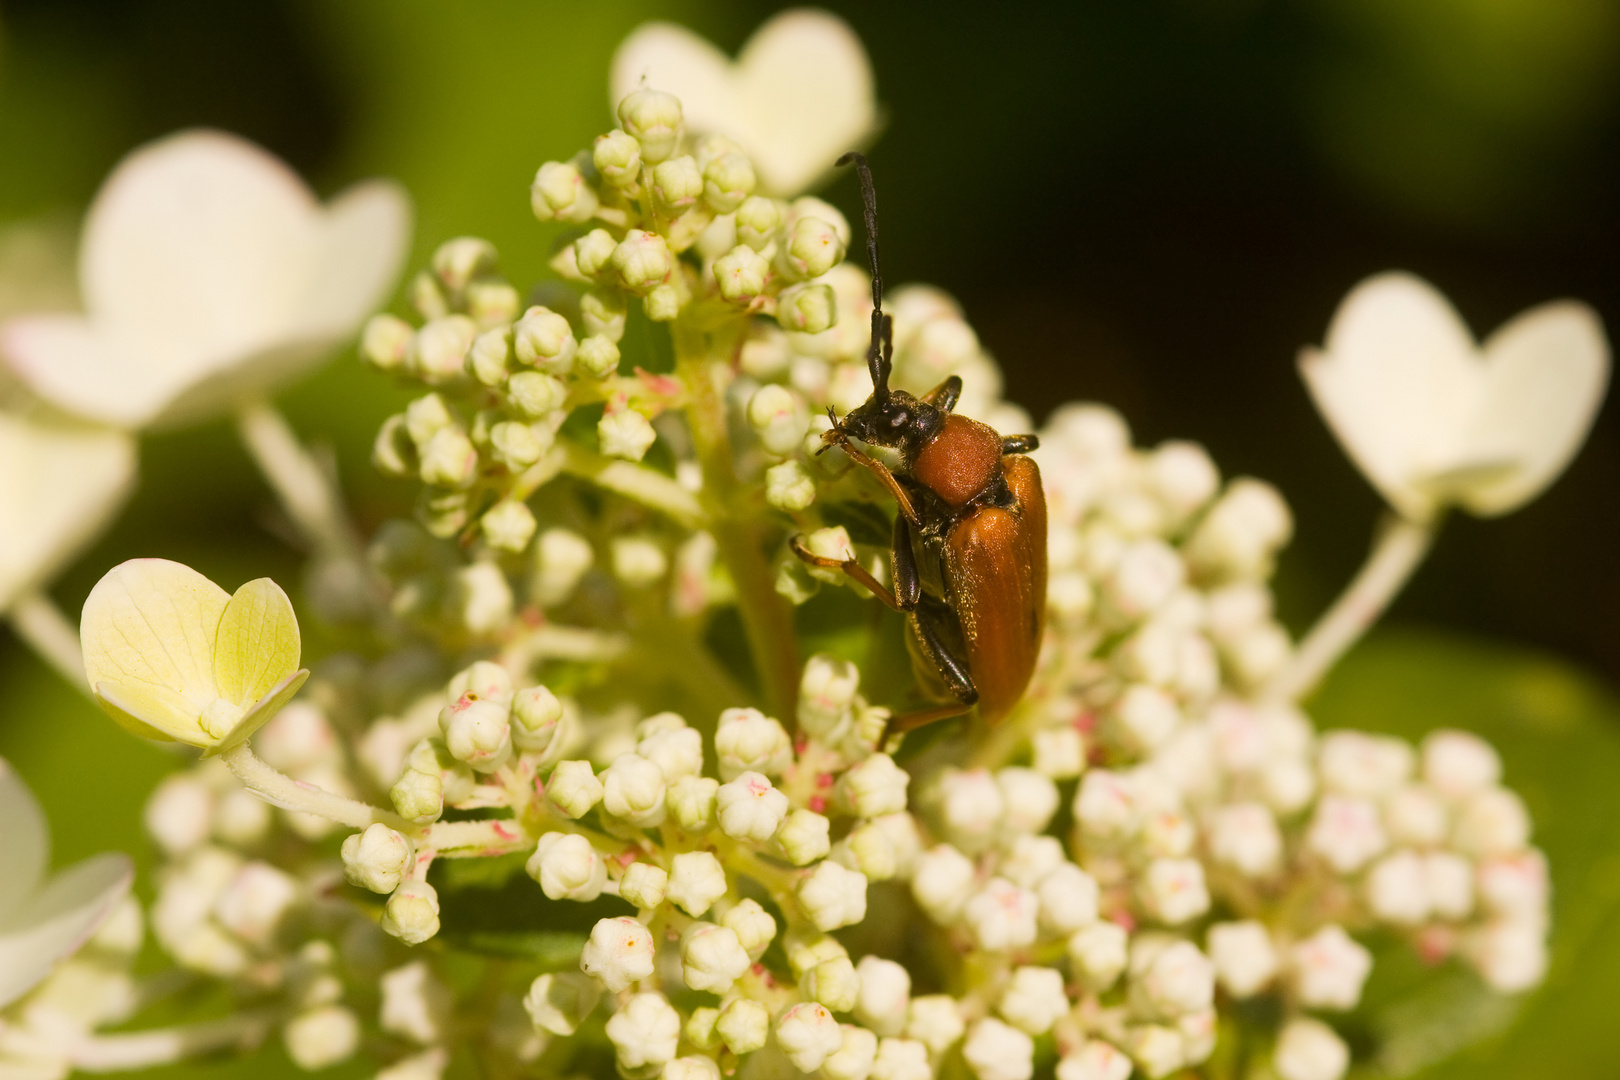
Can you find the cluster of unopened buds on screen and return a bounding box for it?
[0,9,1596,1080]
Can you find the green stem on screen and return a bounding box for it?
[673,318,800,722]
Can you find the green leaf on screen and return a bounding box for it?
[1309,629,1620,1079]
[440,929,587,967]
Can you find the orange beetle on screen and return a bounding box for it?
[793,154,1047,736]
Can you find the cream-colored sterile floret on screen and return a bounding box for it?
[774,807,832,865]
[717,998,769,1055]
[963,1017,1035,1080]
[680,922,751,993]
[721,898,777,960]
[799,860,868,931]
[601,753,668,826]
[715,707,793,779]
[1206,920,1277,998]
[854,955,910,1036]
[998,966,1068,1035]
[599,400,659,462]
[766,459,817,511]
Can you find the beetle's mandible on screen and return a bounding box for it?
[791,152,1048,739]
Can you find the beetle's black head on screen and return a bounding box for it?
[819,152,947,463]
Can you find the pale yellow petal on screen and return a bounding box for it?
[213,577,301,710]
[204,668,310,758]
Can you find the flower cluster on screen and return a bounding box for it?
[0,9,1597,1080]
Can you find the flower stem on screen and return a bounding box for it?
[558,443,708,528]
[673,320,800,722]
[1263,512,1438,703]
[70,1010,276,1071]
[235,400,363,559]
[6,590,88,694]
[220,741,411,831]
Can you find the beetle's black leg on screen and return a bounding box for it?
[1000,433,1039,455]
[790,536,910,612]
[920,375,962,414]
[882,603,979,741]
[891,513,921,611]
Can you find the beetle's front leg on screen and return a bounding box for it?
[790,537,910,612]
[1000,433,1039,455]
[819,430,922,525]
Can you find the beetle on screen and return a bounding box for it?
[792,152,1047,737]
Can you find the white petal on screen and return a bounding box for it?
[0,316,183,427]
[296,179,413,340]
[0,413,136,609]
[80,129,321,379]
[1453,301,1610,516]
[0,853,132,1008]
[612,11,876,197]
[0,759,48,922]
[1300,272,1480,519]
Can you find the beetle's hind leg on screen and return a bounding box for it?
[1001,433,1039,454]
[882,599,978,742]
[791,512,921,613]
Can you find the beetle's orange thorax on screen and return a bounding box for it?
[911,414,1002,508]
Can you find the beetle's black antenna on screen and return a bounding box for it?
[837,151,891,400]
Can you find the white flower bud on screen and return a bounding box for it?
[607,992,681,1070]
[1032,725,1086,780]
[568,334,618,380]
[777,216,845,281]
[361,313,415,372]
[581,916,656,992]
[800,654,860,736]
[631,723,699,784]
[665,1057,722,1080]
[1002,835,1064,889]
[530,160,598,224]
[824,1024,878,1080]
[963,1018,1035,1080]
[1184,478,1292,579]
[748,384,810,457]
[735,195,781,250]
[1208,801,1281,877]
[835,754,909,818]
[964,878,1039,951]
[799,859,868,931]
[214,786,271,846]
[593,129,641,186]
[1425,851,1476,920]
[433,237,497,292]
[412,315,478,382]
[524,971,601,1036]
[448,561,512,636]
[215,862,299,945]
[612,229,674,293]
[1125,1024,1183,1079]
[1069,921,1130,991]
[853,955,910,1035]
[667,775,719,833]
[1109,684,1181,753]
[1291,925,1371,1010]
[795,955,857,1015]
[546,760,604,819]
[714,244,771,303]
[1453,787,1530,856]
[1465,917,1547,992]
[373,414,417,477]
[534,527,593,606]
[702,152,756,213]
[680,922,751,993]
[1421,729,1502,800]
[526,832,607,902]
[600,752,668,826]
[801,525,855,583]
[482,500,537,552]
[775,808,832,866]
[381,881,441,945]
[1274,1018,1349,1080]
[342,823,413,894]
[715,707,793,779]
[1206,920,1276,998]
[776,1002,843,1073]
[996,767,1058,834]
[1074,769,1141,843]
[1319,731,1414,798]
[146,773,215,856]
[390,769,444,824]
[1383,783,1448,846]
[777,282,838,334]
[937,768,1005,853]
[618,88,683,164]
[911,844,977,924]
[419,426,479,489]
[718,998,770,1054]
[506,370,568,419]
[1366,849,1430,925]
[1140,858,1209,925]
[1477,848,1548,920]
[708,900,773,963]
[439,694,513,771]
[897,996,959,1057]
[466,278,519,327]
[380,961,452,1045]
[764,459,817,511]
[999,966,1068,1036]
[1307,795,1388,873]
[284,1005,360,1070]
[1261,756,1317,815]
[1136,941,1214,1018]
[512,306,577,374]
[1103,539,1184,622]
[666,851,728,917]
[467,326,511,386]
[1037,862,1100,935]
[599,403,659,462]
[1056,1040,1133,1080]
[508,684,563,753]
[644,281,683,320]
[714,771,790,842]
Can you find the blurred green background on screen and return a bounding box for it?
[1,0,1619,1076]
